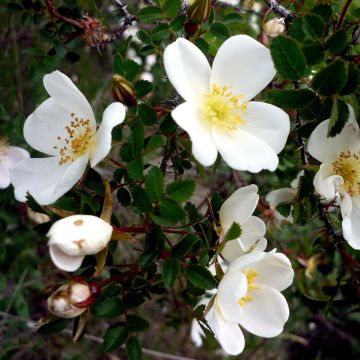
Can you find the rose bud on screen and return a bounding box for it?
[47,215,113,272]
[187,0,212,25]
[111,74,137,107]
[264,18,286,37]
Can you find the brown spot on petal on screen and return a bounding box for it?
[74,219,84,226]
[72,239,86,249]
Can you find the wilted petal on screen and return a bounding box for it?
[313,163,343,201]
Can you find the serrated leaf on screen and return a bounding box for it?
[312,59,347,96]
[186,265,217,289]
[159,198,186,222]
[131,186,152,213]
[195,38,210,53]
[91,297,123,318]
[172,234,201,258]
[166,180,195,202]
[302,42,324,65]
[102,323,128,352]
[136,30,152,44]
[270,36,306,80]
[144,134,165,155]
[276,203,292,217]
[138,104,157,126]
[325,30,349,55]
[328,98,349,137]
[267,89,317,109]
[145,167,164,201]
[134,80,153,98]
[126,336,142,360]
[126,315,150,332]
[127,157,144,181]
[26,193,49,215]
[162,258,180,287]
[301,15,325,41]
[138,6,162,23]
[223,12,243,25]
[340,63,360,95]
[224,222,241,242]
[151,24,169,42]
[210,22,231,41]
[161,0,181,17]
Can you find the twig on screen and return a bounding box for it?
[336,0,353,30]
[264,0,295,24]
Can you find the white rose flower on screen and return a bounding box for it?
[308,106,360,249]
[205,251,294,355]
[164,35,289,172]
[219,184,267,262]
[47,214,113,272]
[10,70,126,205]
[0,138,29,189]
[47,281,92,318]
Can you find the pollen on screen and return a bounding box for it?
[332,150,360,197]
[202,84,248,132]
[238,269,259,307]
[54,114,95,165]
[0,137,9,164]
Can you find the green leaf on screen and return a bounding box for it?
[144,134,165,154]
[223,12,243,25]
[172,234,201,258]
[91,297,123,318]
[131,186,152,213]
[38,318,68,335]
[195,38,210,53]
[270,36,306,80]
[26,193,49,215]
[138,104,157,126]
[301,15,325,41]
[151,24,169,42]
[224,222,241,242]
[340,63,360,95]
[123,59,141,81]
[302,42,324,65]
[102,323,128,352]
[145,167,164,201]
[161,0,181,18]
[186,265,217,290]
[312,59,347,96]
[159,198,186,222]
[163,258,180,287]
[138,6,162,23]
[210,22,231,41]
[134,80,153,98]
[126,315,150,332]
[126,336,142,360]
[130,123,144,158]
[127,158,144,181]
[325,30,349,55]
[312,4,332,22]
[136,30,152,44]
[170,15,186,31]
[267,89,317,109]
[276,203,292,217]
[328,98,350,137]
[166,180,195,203]
[117,188,131,206]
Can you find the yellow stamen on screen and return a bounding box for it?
[55,113,95,165]
[332,150,360,197]
[202,84,248,132]
[238,269,259,307]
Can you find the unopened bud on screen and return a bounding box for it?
[47,215,113,272]
[111,74,137,107]
[27,207,50,225]
[187,0,212,25]
[47,281,92,318]
[264,18,286,37]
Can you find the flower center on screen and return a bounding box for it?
[202,84,248,132]
[238,269,259,307]
[332,150,360,197]
[0,138,9,164]
[53,113,95,165]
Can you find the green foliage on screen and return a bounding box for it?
[185,265,217,289]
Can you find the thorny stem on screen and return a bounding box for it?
[264,0,295,24]
[113,225,202,236]
[336,0,353,31]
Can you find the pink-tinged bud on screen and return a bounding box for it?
[184,21,199,36]
[47,282,92,318]
[111,74,137,107]
[187,0,212,25]
[264,18,286,37]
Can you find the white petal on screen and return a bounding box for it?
[164,38,211,101]
[212,128,279,172]
[24,98,96,156]
[266,188,296,208]
[241,102,290,154]
[171,102,218,166]
[0,164,11,188]
[342,196,360,250]
[212,305,245,356]
[43,71,95,124]
[90,102,126,167]
[252,253,294,291]
[49,245,85,272]
[211,35,276,101]
[228,251,271,273]
[238,285,289,337]
[220,184,259,231]
[4,146,30,167]
[221,216,267,263]
[10,155,88,205]
[313,164,343,201]
[217,271,247,323]
[308,113,360,163]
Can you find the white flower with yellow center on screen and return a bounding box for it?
[47,214,113,272]
[10,71,126,205]
[204,251,294,355]
[164,35,290,172]
[308,106,360,249]
[219,184,267,262]
[0,138,29,189]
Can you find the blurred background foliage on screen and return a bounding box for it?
[1,0,360,359]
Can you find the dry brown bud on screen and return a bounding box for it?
[111,74,137,107]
